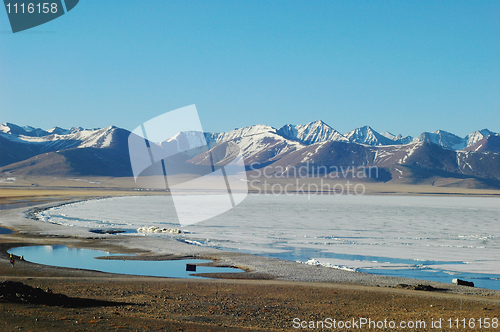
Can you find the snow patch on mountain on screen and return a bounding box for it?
[398,142,424,164]
[77,127,116,148]
[456,151,474,173]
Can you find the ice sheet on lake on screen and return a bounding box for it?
[305,258,414,272]
[39,194,500,275]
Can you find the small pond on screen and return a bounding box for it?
[8,245,243,279]
[0,227,13,234]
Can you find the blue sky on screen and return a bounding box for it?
[1,0,499,137]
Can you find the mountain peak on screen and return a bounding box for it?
[47,126,71,135]
[346,126,394,146]
[432,129,455,135]
[464,128,495,148]
[277,120,347,145]
[380,131,412,144]
[381,131,395,138]
[309,119,328,126]
[464,133,500,153]
[475,128,494,137]
[416,130,463,150]
[0,123,49,137]
[479,128,493,135]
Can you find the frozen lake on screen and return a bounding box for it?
[37,194,500,289]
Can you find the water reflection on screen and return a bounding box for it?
[0,227,13,234]
[8,245,243,279]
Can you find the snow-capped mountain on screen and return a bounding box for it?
[1,121,500,189]
[346,126,395,146]
[276,120,348,144]
[0,123,86,138]
[47,126,72,136]
[160,125,303,165]
[380,131,413,144]
[206,124,276,144]
[464,129,495,148]
[414,130,465,150]
[252,139,500,186]
[0,123,50,137]
[412,129,497,150]
[0,123,118,153]
[464,134,500,153]
[380,131,397,140]
[207,125,303,165]
[0,123,131,175]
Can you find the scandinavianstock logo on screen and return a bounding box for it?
[128,105,248,227]
[3,0,79,33]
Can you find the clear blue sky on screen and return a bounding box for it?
[1,0,499,137]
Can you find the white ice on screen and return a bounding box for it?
[39,194,500,275]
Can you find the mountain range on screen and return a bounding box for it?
[1,121,500,189]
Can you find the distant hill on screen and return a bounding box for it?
[1,121,499,189]
[0,126,133,177]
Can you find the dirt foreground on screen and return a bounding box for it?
[2,249,500,332]
[1,186,500,331]
[2,256,500,331]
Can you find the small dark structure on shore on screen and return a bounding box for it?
[452,278,474,287]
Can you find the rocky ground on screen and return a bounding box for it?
[1,242,500,331]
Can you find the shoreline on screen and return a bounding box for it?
[2,192,500,330]
[0,196,498,296]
